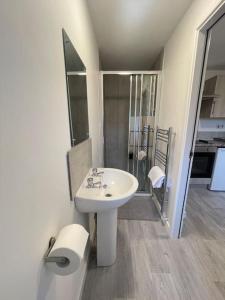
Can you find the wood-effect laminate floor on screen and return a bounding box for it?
[82,187,225,300]
[182,185,225,240]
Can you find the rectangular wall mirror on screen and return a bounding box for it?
[62,29,89,146]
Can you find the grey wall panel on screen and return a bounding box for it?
[68,138,92,199]
[103,75,130,170]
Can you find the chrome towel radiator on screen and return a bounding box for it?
[151,127,173,223]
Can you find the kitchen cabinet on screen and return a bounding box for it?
[200,75,225,118]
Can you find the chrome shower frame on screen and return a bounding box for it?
[100,71,162,194]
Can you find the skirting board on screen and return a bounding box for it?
[78,241,90,300]
[189,178,211,185]
[79,219,96,300]
[134,192,151,197]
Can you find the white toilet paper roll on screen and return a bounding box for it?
[46,224,89,276]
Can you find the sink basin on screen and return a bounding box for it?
[75,168,138,267]
[75,168,138,212]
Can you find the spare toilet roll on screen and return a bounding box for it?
[47,224,89,276]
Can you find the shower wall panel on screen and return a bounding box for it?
[103,75,130,170]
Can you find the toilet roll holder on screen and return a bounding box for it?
[44,237,70,266]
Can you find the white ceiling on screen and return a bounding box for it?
[207,15,225,70]
[87,0,193,70]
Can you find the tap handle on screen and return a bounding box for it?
[87,177,93,183]
[92,168,98,176]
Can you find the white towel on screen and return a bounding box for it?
[148,166,165,188]
[137,150,147,160]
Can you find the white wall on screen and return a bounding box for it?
[0,1,101,299]
[158,0,224,236]
[199,70,225,132]
[151,49,164,70]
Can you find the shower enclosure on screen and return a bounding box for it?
[102,72,160,193]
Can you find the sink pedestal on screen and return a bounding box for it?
[97,208,117,266]
[75,168,138,266]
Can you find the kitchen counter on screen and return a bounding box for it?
[195,140,225,148]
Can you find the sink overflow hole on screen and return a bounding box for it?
[105,193,112,197]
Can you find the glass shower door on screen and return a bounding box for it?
[103,73,158,193]
[128,74,157,192]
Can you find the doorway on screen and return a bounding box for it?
[180,13,225,238]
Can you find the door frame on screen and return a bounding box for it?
[175,3,225,238]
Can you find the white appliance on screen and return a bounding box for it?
[209,148,225,191]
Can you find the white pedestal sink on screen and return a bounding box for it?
[75,168,138,266]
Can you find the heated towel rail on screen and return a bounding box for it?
[151,127,173,223]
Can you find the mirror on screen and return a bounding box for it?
[62,29,89,146]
